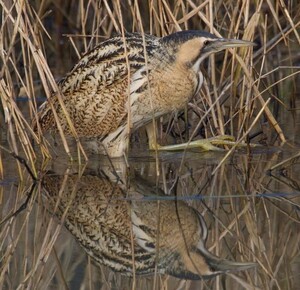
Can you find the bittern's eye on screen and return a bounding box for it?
[203,40,209,45]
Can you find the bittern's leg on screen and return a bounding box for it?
[146,122,161,151]
[146,123,256,152]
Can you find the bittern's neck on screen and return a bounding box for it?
[191,56,204,74]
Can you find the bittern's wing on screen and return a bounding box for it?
[43,172,157,274]
[37,33,159,137]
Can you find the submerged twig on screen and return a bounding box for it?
[268,151,300,172]
[0,145,38,226]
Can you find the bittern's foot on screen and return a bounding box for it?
[149,135,257,152]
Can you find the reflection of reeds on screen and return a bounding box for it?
[0,1,299,162]
[179,153,300,289]
[0,154,299,289]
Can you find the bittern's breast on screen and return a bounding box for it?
[129,63,199,128]
[154,64,199,110]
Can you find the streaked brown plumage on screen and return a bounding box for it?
[37,31,254,156]
[43,171,256,279]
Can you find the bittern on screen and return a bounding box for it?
[37,30,254,157]
[43,171,256,279]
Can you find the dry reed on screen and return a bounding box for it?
[0,0,299,161]
[0,0,300,290]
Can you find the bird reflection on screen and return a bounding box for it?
[42,169,256,279]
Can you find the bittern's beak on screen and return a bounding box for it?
[198,246,257,278]
[206,255,257,275]
[219,38,255,48]
[203,38,256,54]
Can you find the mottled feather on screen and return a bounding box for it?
[36,30,253,156]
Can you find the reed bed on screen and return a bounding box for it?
[0,0,300,290]
[0,0,299,162]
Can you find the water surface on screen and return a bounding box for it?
[1,144,299,290]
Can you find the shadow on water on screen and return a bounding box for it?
[0,148,300,290]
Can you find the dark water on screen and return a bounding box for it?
[1,140,300,290]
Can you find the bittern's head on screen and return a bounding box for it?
[166,240,257,280]
[160,30,255,71]
[164,210,257,279]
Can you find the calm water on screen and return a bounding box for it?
[1,139,300,289]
